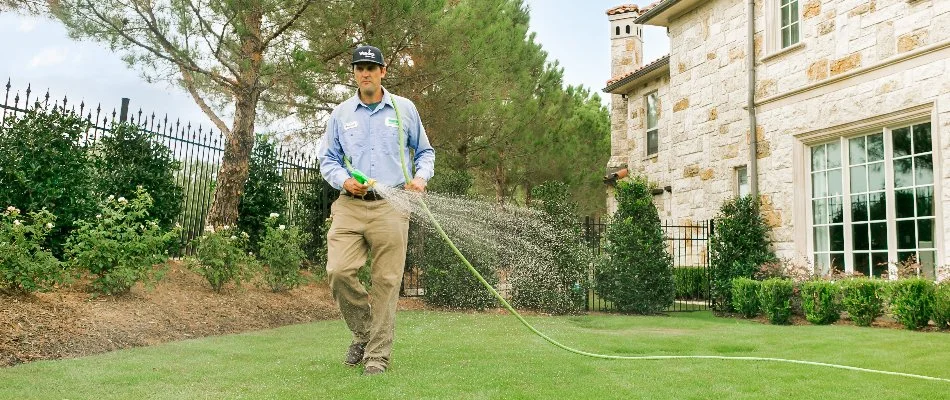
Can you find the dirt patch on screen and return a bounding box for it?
[0,261,426,367]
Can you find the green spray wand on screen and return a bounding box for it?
[344,157,376,188]
[384,99,949,383]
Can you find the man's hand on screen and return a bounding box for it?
[343,178,369,196]
[405,177,427,192]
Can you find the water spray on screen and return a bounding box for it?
[372,100,950,383]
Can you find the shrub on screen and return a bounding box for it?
[933,281,950,330]
[188,225,257,293]
[509,181,589,314]
[258,214,311,292]
[237,135,287,254]
[65,188,180,295]
[92,123,183,229]
[888,278,935,330]
[840,278,887,327]
[675,267,708,300]
[731,277,761,318]
[176,160,216,242]
[596,177,674,314]
[759,278,794,325]
[0,109,96,256]
[709,196,777,311]
[296,178,338,268]
[0,207,66,294]
[800,280,841,325]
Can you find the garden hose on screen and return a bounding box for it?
[385,99,950,383]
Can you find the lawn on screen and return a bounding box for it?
[1,311,948,399]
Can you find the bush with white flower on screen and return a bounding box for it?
[65,188,181,295]
[257,215,311,292]
[1,207,66,294]
[188,225,257,293]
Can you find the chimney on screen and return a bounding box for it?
[607,5,644,79]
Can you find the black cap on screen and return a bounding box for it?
[351,45,386,66]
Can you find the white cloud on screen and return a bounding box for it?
[29,48,68,68]
[17,19,38,33]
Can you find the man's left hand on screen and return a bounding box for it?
[405,177,427,192]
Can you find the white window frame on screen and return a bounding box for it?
[764,0,802,55]
[645,91,659,157]
[736,166,750,197]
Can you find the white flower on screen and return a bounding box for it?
[222,225,231,230]
[269,213,279,219]
[149,221,158,227]
[12,220,21,226]
[278,225,286,231]
[139,224,145,230]
[107,195,115,201]
[96,214,102,219]
[117,197,128,204]
[230,235,237,240]
[204,225,215,233]
[45,222,54,229]
[6,206,15,212]
[175,223,182,229]
[240,232,249,238]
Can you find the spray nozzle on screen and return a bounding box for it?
[349,168,377,188]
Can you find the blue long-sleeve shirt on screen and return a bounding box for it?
[317,88,435,191]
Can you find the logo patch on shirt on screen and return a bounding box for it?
[344,121,358,130]
[385,117,399,128]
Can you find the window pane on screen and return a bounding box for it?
[791,0,799,24]
[782,5,790,27]
[826,141,840,168]
[816,253,831,273]
[850,166,867,193]
[870,222,887,250]
[867,134,884,161]
[851,194,868,222]
[897,220,916,249]
[852,223,869,250]
[849,137,866,165]
[791,23,799,44]
[827,169,842,196]
[868,192,887,221]
[830,225,844,251]
[854,253,870,276]
[829,197,843,224]
[814,226,829,251]
[898,251,916,265]
[893,158,913,188]
[868,162,885,191]
[918,219,934,247]
[812,172,827,197]
[892,127,911,157]
[647,130,658,155]
[913,123,931,154]
[916,187,934,217]
[782,27,791,48]
[919,251,936,279]
[811,146,826,170]
[914,155,933,185]
[813,199,828,224]
[830,253,844,273]
[646,93,658,129]
[895,189,915,218]
[871,253,888,277]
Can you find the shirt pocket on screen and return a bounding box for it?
[381,125,402,155]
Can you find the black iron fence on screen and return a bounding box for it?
[1,79,330,253]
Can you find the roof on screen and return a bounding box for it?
[606,4,640,15]
[634,0,706,26]
[603,55,671,93]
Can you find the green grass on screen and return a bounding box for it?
[2,311,949,399]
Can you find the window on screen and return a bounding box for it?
[616,26,620,36]
[645,92,658,156]
[780,0,800,48]
[809,122,937,278]
[736,166,750,198]
[626,25,631,34]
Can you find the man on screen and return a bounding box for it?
[317,45,435,376]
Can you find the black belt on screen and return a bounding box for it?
[342,191,384,201]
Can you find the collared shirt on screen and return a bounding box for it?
[317,88,435,190]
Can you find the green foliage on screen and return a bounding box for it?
[257,215,311,292]
[932,281,950,330]
[675,267,708,300]
[709,196,777,311]
[888,278,935,330]
[840,278,887,327]
[758,278,794,325]
[237,135,287,253]
[596,177,674,314]
[508,181,589,314]
[730,278,761,318]
[428,169,474,196]
[0,109,96,255]
[65,188,180,295]
[188,225,257,293]
[296,178,338,267]
[0,207,66,294]
[92,123,183,229]
[800,280,842,325]
[176,160,217,244]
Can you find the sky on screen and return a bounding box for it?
[0,1,669,134]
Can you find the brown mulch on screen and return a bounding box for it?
[0,261,426,368]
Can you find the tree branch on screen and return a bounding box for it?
[178,64,232,137]
[261,0,312,49]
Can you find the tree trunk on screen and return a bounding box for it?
[494,162,505,204]
[206,5,264,227]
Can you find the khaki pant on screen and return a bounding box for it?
[326,195,409,370]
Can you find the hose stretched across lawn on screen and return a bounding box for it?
[388,99,950,384]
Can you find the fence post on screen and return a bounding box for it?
[119,97,130,123]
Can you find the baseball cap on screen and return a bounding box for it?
[351,45,386,66]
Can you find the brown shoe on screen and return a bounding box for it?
[363,365,385,376]
[343,342,367,366]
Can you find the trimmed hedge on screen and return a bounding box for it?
[889,278,935,330]
[933,281,950,330]
[731,277,760,318]
[801,280,841,325]
[759,278,794,325]
[840,278,887,327]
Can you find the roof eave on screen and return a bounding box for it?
[603,57,671,94]
[634,0,706,26]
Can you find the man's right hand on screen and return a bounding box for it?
[343,178,369,196]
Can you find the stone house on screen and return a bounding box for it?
[603,0,949,279]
